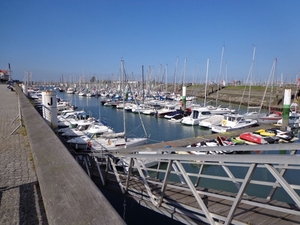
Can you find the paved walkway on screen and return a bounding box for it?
[0,84,48,225]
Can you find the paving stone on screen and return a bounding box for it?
[0,84,48,225]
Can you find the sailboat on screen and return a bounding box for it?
[181,58,212,126]
[256,58,282,124]
[67,60,148,151]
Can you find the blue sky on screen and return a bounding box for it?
[1,0,300,84]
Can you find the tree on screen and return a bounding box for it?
[90,76,96,83]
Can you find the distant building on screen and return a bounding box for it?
[0,70,10,82]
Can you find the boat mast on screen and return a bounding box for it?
[238,46,256,113]
[216,45,225,107]
[142,65,145,104]
[173,57,178,94]
[165,64,168,93]
[259,58,277,114]
[121,60,126,137]
[247,46,256,110]
[182,57,186,86]
[268,58,277,112]
[204,58,209,107]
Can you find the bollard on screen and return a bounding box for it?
[42,90,58,129]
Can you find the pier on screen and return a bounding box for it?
[1,83,300,225]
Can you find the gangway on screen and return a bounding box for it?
[73,143,300,225]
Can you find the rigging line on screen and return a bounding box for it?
[238,46,256,113]
[258,58,277,114]
[123,65,149,138]
[125,123,146,137]
[216,45,225,107]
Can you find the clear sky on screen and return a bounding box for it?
[1,0,300,84]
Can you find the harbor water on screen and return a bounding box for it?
[56,91,235,144]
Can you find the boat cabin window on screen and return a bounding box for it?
[83,124,90,130]
[95,132,104,137]
[76,125,83,131]
[192,111,199,119]
[290,116,299,120]
[201,111,211,115]
[86,132,94,138]
[77,124,90,131]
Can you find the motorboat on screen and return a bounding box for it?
[57,110,86,122]
[66,126,118,150]
[90,133,148,151]
[207,105,236,115]
[156,104,177,118]
[181,107,212,126]
[142,108,156,115]
[131,104,149,114]
[61,121,111,139]
[211,113,258,133]
[57,109,75,118]
[168,113,189,123]
[164,109,191,119]
[57,100,71,112]
[66,87,75,94]
[57,111,91,128]
[274,112,300,128]
[257,111,282,124]
[58,118,95,134]
[67,131,148,151]
[199,115,224,129]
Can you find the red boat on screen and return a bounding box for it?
[239,132,268,145]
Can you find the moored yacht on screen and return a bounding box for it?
[66,87,75,94]
[181,107,211,126]
[199,115,224,129]
[156,104,177,118]
[211,113,258,133]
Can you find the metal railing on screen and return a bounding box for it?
[75,143,300,225]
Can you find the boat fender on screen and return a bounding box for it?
[87,141,92,148]
[222,120,227,126]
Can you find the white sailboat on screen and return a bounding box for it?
[67,60,148,151]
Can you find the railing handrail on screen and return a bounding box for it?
[81,143,300,224]
[95,151,300,164]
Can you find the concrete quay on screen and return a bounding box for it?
[0,84,125,225]
[0,84,47,225]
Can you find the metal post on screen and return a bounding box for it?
[11,97,22,135]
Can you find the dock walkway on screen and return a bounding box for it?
[1,84,125,225]
[0,84,47,224]
[128,124,276,151]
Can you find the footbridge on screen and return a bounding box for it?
[73,144,300,225]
